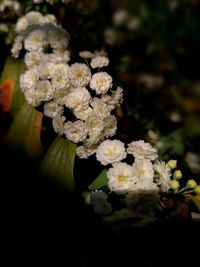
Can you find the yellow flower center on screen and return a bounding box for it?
[118,175,126,182]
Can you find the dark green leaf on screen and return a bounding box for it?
[88,169,108,190]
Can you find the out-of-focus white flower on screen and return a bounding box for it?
[52,49,70,63]
[154,160,172,192]
[52,115,65,135]
[132,159,157,190]
[79,51,94,59]
[44,14,57,24]
[0,0,20,13]
[11,35,24,58]
[96,139,126,166]
[69,63,91,88]
[0,23,8,32]
[90,72,112,95]
[24,29,47,52]
[138,74,164,89]
[65,87,91,109]
[90,56,109,69]
[127,17,141,31]
[25,11,44,25]
[185,152,200,174]
[23,87,38,106]
[90,190,112,215]
[47,26,69,49]
[16,17,29,33]
[113,9,129,26]
[43,101,64,118]
[107,162,136,193]
[127,140,158,161]
[64,120,87,143]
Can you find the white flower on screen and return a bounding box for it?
[38,60,55,79]
[43,101,64,118]
[11,35,24,58]
[90,190,112,215]
[73,106,92,121]
[20,68,39,92]
[85,115,104,136]
[52,49,70,63]
[65,87,91,109]
[79,51,94,59]
[76,145,97,159]
[25,11,44,25]
[16,17,29,33]
[132,159,158,190]
[69,63,91,88]
[91,97,110,118]
[44,14,57,24]
[35,80,54,102]
[90,56,109,69]
[24,29,47,52]
[23,87,38,106]
[64,120,87,143]
[47,26,69,49]
[90,72,112,95]
[153,160,172,192]
[107,162,136,193]
[24,51,44,68]
[53,87,71,105]
[52,115,65,135]
[96,139,126,165]
[127,140,158,161]
[113,9,129,26]
[101,86,123,111]
[103,115,117,138]
[51,63,70,90]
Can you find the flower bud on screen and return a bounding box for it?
[173,170,182,180]
[169,180,180,190]
[186,179,197,189]
[194,185,200,194]
[167,159,177,169]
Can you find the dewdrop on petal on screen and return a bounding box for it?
[186,179,197,189]
[169,180,180,190]
[194,185,200,194]
[167,159,177,169]
[173,170,182,180]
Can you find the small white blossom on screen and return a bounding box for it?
[51,63,70,90]
[11,35,24,58]
[127,140,158,161]
[103,115,117,138]
[73,106,93,121]
[90,56,109,69]
[101,86,123,111]
[69,63,91,88]
[24,51,44,68]
[53,87,71,105]
[76,145,97,159]
[79,51,94,59]
[132,159,158,190]
[96,139,126,166]
[24,29,47,52]
[90,72,113,95]
[44,14,57,24]
[65,87,91,109]
[64,120,87,143]
[47,26,69,49]
[52,115,65,135]
[25,11,44,26]
[16,17,29,33]
[38,60,55,79]
[85,115,104,137]
[20,68,39,92]
[107,162,136,193]
[91,97,110,118]
[43,101,64,118]
[35,80,54,102]
[154,160,172,192]
[113,9,129,26]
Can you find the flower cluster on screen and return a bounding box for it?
[87,139,200,227]
[12,11,123,159]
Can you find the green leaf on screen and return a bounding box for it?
[40,136,77,192]
[0,57,25,116]
[6,102,43,159]
[88,169,108,190]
